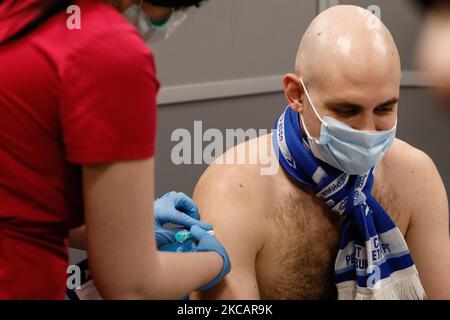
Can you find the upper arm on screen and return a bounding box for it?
[66,29,160,298]
[83,158,158,299]
[191,164,266,300]
[404,150,450,299]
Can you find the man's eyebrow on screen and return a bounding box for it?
[325,101,364,110]
[324,98,400,110]
[375,98,400,109]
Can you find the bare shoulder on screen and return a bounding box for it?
[381,138,446,212]
[382,138,440,183]
[194,134,277,215]
[193,135,277,247]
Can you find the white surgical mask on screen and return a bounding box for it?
[299,78,397,175]
[123,0,188,43]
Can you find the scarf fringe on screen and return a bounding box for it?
[338,270,427,300]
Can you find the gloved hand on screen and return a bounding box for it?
[190,225,231,291]
[154,192,212,248]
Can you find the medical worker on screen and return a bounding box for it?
[0,0,230,299]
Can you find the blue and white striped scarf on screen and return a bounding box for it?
[273,106,426,300]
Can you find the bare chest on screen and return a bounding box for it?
[256,177,409,300]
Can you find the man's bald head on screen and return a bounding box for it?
[296,5,401,88]
[283,5,400,137]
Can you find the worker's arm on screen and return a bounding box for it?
[190,164,266,300]
[404,150,450,299]
[83,158,225,299]
[69,192,213,251]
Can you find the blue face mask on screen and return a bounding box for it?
[123,0,188,44]
[299,78,397,175]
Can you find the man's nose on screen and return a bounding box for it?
[354,114,377,132]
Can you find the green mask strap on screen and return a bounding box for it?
[138,0,174,29]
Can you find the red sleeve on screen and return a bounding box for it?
[60,27,159,164]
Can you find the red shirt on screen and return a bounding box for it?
[0,0,159,299]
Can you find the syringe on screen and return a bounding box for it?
[175,229,215,243]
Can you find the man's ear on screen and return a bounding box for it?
[283,73,304,113]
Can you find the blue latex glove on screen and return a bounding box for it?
[190,225,231,291]
[154,192,212,248]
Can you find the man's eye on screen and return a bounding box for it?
[337,108,359,116]
[375,105,395,114]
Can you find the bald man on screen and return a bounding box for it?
[191,5,450,300]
